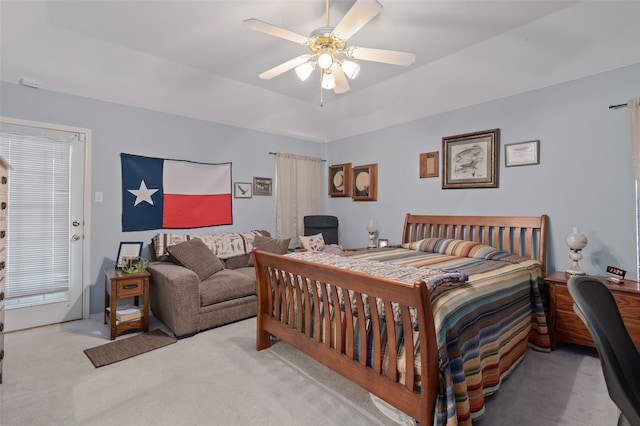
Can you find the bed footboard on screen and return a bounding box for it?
[253,249,440,425]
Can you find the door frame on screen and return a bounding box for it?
[0,116,92,321]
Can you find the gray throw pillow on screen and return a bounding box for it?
[247,235,291,266]
[167,238,224,280]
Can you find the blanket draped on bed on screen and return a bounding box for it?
[287,243,549,426]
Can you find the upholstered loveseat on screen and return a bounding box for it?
[148,231,289,338]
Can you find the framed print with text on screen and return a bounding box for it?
[505,140,540,167]
[352,163,378,201]
[442,128,499,189]
[328,163,351,197]
[420,151,439,178]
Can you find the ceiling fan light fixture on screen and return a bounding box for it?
[321,71,335,90]
[341,60,360,79]
[317,51,334,70]
[294,61,315,81]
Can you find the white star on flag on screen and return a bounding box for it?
[128,180,159,206]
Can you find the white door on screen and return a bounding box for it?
[0,118,88,331]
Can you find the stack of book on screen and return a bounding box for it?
[107,304,143,323]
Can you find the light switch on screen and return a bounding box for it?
[95,191,103,203]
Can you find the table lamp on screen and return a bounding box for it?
[367,220,377,249]
[566,226,588,276]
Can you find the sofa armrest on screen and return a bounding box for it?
[148,261,201,338]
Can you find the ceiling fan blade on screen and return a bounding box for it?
[332,0,383,41]
[348,47,416,66]
[242,19,310,45]
[332,64,350,94]
[258,55,311,80]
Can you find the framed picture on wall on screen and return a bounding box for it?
[233,182,252,198]
[505,140,540,167]
[352,163,378,201]
[328,163,351,197]
[442,128,499,189]
[419,151,439,178]
[253,177,272,196]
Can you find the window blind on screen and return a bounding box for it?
[0,132,72,299]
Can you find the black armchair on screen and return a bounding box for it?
[303,215,339,245]
[568,276,640,426]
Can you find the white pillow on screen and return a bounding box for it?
[299,233,325,251]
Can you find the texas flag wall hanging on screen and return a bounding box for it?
[121,153,232,231]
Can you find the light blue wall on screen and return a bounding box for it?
[1,63,638,316]
[326,64,640,278]
[0,81,325,314]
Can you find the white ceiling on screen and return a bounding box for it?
[1,1,639,142]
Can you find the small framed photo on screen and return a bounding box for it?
[377,238,389,248]
[442,128,499,189]
[116,242,143,269]
[505,140,540,167]
[253,177,272,196]
[420,151,439,178]
[234,182,252,198]
[352,163,378,201]
[328,163,352,197]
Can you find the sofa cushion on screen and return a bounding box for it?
[247,235,291,266]
[153,230,271,261]
[199,269,255,307]
[167,238,224,281]
[224,253,252,270]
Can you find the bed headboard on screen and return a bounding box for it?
[402,214,548,271]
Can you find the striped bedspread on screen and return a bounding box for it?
[292,241,549,425]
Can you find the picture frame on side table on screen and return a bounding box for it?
[328,163,352,197]
[420,151,439,178]
[377,239,389,248]
[234,182,252,198]
[116,241,143,269]
[505,140,540,167]
[352,163,378,201]
[442,128,499,189]
[253,177,272,196]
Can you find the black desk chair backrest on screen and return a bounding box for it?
[568,276,640,426]
[303,215,339,245]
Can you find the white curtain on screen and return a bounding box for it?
[629,97,640,180]
[275,153,323,245]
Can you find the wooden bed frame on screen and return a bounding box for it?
[252,213,548,425]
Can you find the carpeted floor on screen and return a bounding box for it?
[1,315,618,425]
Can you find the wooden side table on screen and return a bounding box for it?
[104,269,150,340]
[547,271,640,350]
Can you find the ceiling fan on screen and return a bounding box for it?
[243,0,416,105]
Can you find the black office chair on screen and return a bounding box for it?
[568,276,640,426]
[303,215,339,245]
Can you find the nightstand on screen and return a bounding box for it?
[104,269,150,340]
[547,271,640,350]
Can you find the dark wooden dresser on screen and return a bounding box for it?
[547,271,640,350]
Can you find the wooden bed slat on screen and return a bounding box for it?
[384,300,399,383]
[370,298,382,374]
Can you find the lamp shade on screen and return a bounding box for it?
[341,60,360,79]
[321,71,335,90]
[294,62,315,81]
[317,52,334,70]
